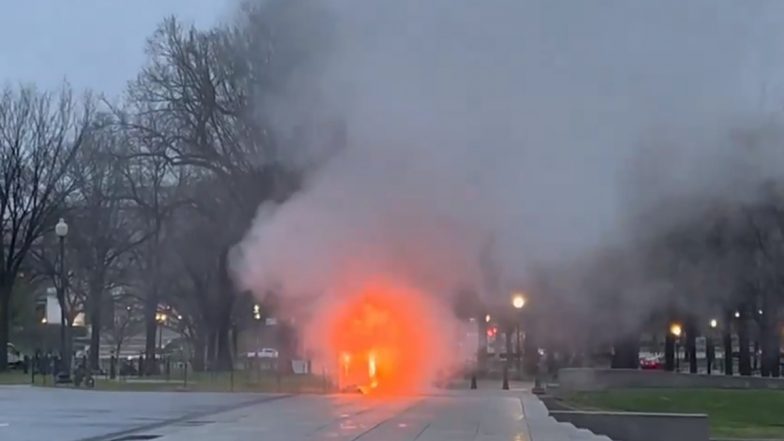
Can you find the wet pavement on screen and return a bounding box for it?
[0,384,611,440]
[0,385,277,441]
[147,392,532,441]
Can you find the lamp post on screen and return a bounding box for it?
[707,319,718,374]
[253,305,262,377]
[155,311,167,376]
[512,293,526,375]
[670,323,682,372]
[502,293,527,391]
[155,312,167,352]
[55,218,70,383]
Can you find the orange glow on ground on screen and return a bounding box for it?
[323,281,445,396]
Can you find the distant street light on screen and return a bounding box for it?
[512,293,526,310]
[253,304,262,321]
[55,218,70,383]
[485,314,491,323]
[670,323,683,372]
[155,311,167,351]
[734,311,741,319]
[707,319,718,374]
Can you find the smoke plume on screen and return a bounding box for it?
[231,0,784,380]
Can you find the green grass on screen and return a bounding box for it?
[98,372,332,393]
[55,371,332,394]
[0,371,32,384]
[5,369,334,393]
[564,388,784,439]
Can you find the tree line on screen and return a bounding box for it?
[0,0,339,372]
[524,125,784,377]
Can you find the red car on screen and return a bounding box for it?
[640,356,664,370]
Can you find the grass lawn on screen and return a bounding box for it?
[564,388,784,439]
[0,370,31,384]
[77,371,331,394]
[104,372,331,393]
[4,369,333,393]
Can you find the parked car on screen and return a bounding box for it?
[640,355,664,370]
[246,348,279,359]
[7,343,24,369]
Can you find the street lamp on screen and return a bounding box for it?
[485,314,491,323]
[55,218,70,383]
[155,311,167,352]
[512,293,526,310]
[709,319,718,329]
[670,323,682,372]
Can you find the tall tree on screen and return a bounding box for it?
[0,86,92,370]
[67,120,146,369]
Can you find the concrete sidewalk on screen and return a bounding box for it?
[116,389,613,441]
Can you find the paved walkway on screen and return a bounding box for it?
[0,386,275,441]
[129,389,613,441]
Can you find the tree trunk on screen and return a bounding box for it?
[213,246,235,371]
[722,318,733,376]
[215,320,233,371]
[0,282,12,371]
[504,324,514,371]
[143,293,158,375]
[523,326,538,375]
[761,320,780,378]
[686,319,697,374]
[738,311,752,376]
[88,276,104,371]
[206,329,217,370]
[477,317,487,375]
[665,331,675,371]
[611,336,639,369]
[192,335,206,372]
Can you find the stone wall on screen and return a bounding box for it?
[558,367,784,392]
[551,410,710,441]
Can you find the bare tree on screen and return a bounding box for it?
[105,292,144,357]
[0,86,92,370]
[66,119,148,369]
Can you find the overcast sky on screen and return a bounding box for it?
[0,0,229,95]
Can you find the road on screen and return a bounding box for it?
[0,384,609,441]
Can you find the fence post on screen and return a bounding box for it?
[31,354,37,385]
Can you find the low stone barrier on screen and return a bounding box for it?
[550,410,710,441]
[558,367,784,392]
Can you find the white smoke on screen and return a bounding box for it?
[233,0,784,305]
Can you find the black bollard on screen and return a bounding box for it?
[470,374,477,389]
[502,365,510,390]
[31,354,36,384]
[138,354,145,377]
[109,355,117,380]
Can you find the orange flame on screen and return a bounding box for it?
[322,280,446,395]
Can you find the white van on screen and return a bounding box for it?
[7,343,23,369]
